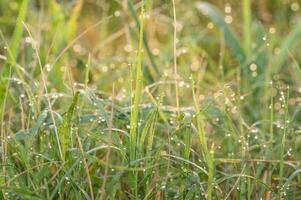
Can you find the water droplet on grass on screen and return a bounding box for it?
[224,15,233,24]
[291,2,299,11]
[114,10,121,17]
[224,4,232,13]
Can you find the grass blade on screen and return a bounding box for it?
[128,0,160,77]
[0,0,29,117]
[191,77,213,200]
[196,2,246,64]
[268,22,301,77]
[58,91,80,162]
[243,0,252,56]
[129,4,145,162]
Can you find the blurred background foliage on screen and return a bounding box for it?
[1,0,301,102]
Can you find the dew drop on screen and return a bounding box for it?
[114,10,121,17]
[291,2,299,11]
[224,15,233,24]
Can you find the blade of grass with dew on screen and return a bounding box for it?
[183,124,192,161]
[269,81,274,151]
[191,77,213,200]
[288,50,301,86]
[75,129,94,200]
[129,3,145,162]
[143,82,166,196]
[49,160,88,199]
[23,21,67,165]
[279,87,290,198]
[129,4,145,198]
[264,24,301,111]
[58,91,80,162]
[268,22,301,78]
[15,110,48,140]
[83,90,109,124]
[146,111,158,155]
[0,0,29,117]
[196,2,246,64]
[128,0,160,77]
[139,109,157,149]
[0,1,29,190]
[98,83,115,200]
[0,32,38,114]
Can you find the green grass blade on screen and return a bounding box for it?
[191,78,209,161]
[243,0,252,56]
[128,0,160,77]
[268,22,301,77]
[191,77,213,200]
[15,110,48,140]
[58,91,80,162]
[9,0,29,59]
[0,0,29,116]
[196,2,246,64]
[139,109,156,148]
[129,5,145,162]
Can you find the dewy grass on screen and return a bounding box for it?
[279,87,290,198]
[129,1,145,162]
[0,0,29,117]
[0,0,29,188]
[128,3,145,198]
[2,0,301,199]
[191,77,214,200]
[58,91,80,162]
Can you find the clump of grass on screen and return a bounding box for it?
[129,1,145,163]
[1,0,301,199]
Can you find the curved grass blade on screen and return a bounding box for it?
[268,22,301,77]
[15,110,48,140]
[0,0,29,117]
[196,2,246,64]
[83,90,109,124]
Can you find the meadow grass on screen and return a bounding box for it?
[1,0,301,199]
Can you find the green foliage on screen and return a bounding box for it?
[1,0,301,199]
